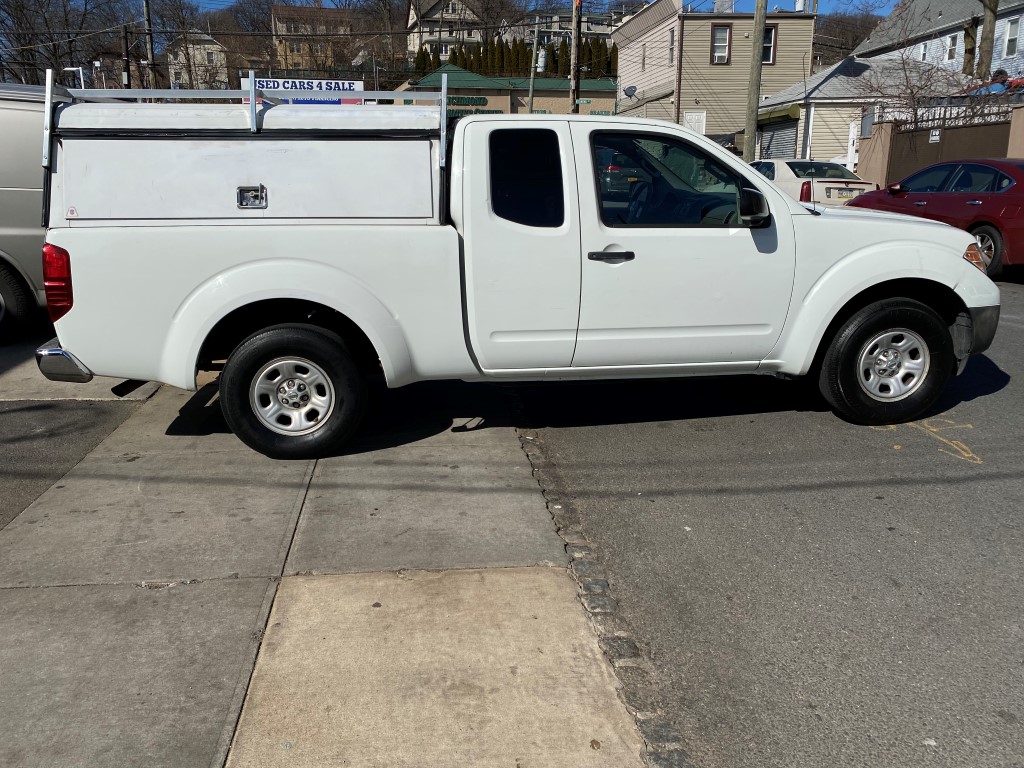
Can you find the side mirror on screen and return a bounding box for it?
[740,188,772,228]
[887,183,907,195]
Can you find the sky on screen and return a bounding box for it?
[728,0,898,14]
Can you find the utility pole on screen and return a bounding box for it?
[527,15,540,113]
[142,0,157,87]
[569,0,582,113]
[743,0,768,162]
[121,25,132,88]
[672,11,684,124]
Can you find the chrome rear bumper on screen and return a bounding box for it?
[36,338,94,383]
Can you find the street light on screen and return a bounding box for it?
[63,66,85,88]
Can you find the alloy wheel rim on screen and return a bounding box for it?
[856,328,930,402]
[975,233,995,268]
[249,357,336,436]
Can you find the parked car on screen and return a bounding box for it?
[0,83,46,339]
[594,146,650,201]
[750,159,876,208]
[846,159,1024,278]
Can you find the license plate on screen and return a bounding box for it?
[836,188,857,199]
[627,177,638,182]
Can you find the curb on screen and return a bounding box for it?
[512,417,696,768]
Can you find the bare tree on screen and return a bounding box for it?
[0,0,133,84]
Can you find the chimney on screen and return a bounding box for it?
[713,0,734,11]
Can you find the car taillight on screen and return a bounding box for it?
[42,243,73,322]
[799,181,812,202]
[605,165,621,172]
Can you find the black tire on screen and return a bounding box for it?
[818,298,954,425]
[0,262,35,344]
[971,224,1004,279]
[220,324,367,460]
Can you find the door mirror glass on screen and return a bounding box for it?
[887,183,907,195]
[740,188,771,228]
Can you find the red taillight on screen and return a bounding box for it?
[42,243,73,323]
[799,180,812,202]
[605,165,621,172]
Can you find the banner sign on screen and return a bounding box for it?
[242,77,364,104]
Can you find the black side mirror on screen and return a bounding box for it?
[887,183,907,195]
[740,188,772,228]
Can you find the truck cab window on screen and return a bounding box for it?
[592,132,741,228]
[489,128,564,228]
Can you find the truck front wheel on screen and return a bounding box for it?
[818,299,954,425]
[220,324,367,459]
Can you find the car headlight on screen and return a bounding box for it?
[962,243,988,273]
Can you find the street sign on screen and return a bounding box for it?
[575,99,591,105]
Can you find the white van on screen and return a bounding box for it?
[0,83,46,338]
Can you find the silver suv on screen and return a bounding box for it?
[0,84,46,339]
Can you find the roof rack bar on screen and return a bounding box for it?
[249,69,258,133]
[42,68,54,169]
[439,73,449,169]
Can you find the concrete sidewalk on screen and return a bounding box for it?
[0,381,645,767]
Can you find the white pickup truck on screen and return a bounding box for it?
[36,75,999,459]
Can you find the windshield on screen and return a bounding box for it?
[786,161,860,180]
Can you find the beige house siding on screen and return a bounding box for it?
[678,15,814,135]
[809,105,862,160]
[613,9,814,136]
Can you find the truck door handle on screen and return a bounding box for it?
[966,200,983,205]
[914,201,927,206]
[588,251,635,262]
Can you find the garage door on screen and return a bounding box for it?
[760,120,798,159]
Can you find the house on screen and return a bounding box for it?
[755,55,964,162]
[853,0,1024,79]
[271,4,354,75]
[611,0,815,145]
[402,63,616,114]
[405,0,614,62]
[165,32,229,90]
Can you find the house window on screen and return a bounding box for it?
[285,22,298,34]
[311,43,324,55]
[440,43,449,55]
[288,41,302,54]
[1006,18,1019,57]
[206,51,214,65]
[641,42,646,71]
[946,33,957,60]
[919,42,927,60]
[669,28,675,63]
[711,25,731,64]
[762,25,777,63]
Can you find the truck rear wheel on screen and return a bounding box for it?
[220,324,367,459]
[818,298,953,425]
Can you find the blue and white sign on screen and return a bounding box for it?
[242,77,364,104]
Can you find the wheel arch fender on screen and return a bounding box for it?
[767,246,972,377]
[159,259,413,390]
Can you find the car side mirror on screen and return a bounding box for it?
[887,183,907,195]
[740,188,772,228]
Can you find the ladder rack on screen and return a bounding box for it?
[42,69,450,169]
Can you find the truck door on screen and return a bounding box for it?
[458,121,581,370]
[569,124,796,368]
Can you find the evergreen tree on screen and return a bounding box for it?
[431,46,441,71]
[591,39,605,78]
[544,43,556,76]
[581,38,593,77]
[496,39,505,74]
[557,39,569,77]
[610,42,618,76]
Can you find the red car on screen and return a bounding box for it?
[846,158,1024,277]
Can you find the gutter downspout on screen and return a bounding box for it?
[802,102,815,159]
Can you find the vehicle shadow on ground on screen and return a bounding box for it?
[166,356,1010,453]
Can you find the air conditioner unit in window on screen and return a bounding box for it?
[713,54,728,63]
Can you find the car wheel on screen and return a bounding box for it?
[0,263,35,343]
[220,324,367,459]
[818,298,953,425]
[972,224,1004,279]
